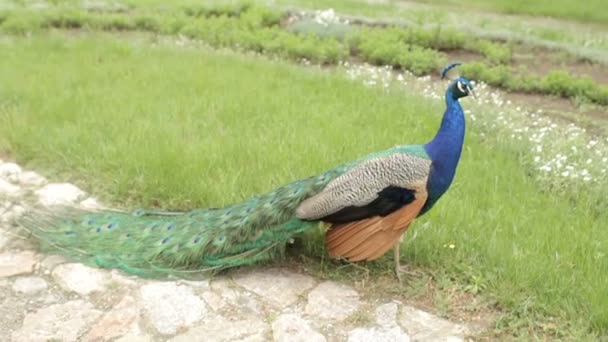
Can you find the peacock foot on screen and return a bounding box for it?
[394,264,422,283]
[393,245,421,283]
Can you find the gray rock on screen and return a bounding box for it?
[272,314,326,342]
[0,230,10,250]
[346,302,410,341]
[84,295,140,341]
[12,276,48,294]
[140,281,208,335]
[80,197,102,209]
[305,281,361,322]
[0,162,22,183]
[109,269,140,287]
[52,263,110,295]
[19,170,47,187]
[376,302,399,327]
[0,203,25,223]
[169,316,270,342]
[202,290,226,311]
[178,278,211,289]
[11,300,102,342]
[0,250,37,278]
[233,268,316,308]
[0,179,20,196]
[35,183,86,206]
[399,306,469,341]
[115,334,154,342]
[348,327,410,342]
[39,254,69,271]
[211,278,263,316]
[0,295,27,339]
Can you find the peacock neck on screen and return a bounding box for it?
[428,90,465,152]
[421,87,466,213]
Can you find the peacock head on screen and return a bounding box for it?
[441,62,475,100]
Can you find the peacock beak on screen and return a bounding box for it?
[467,85,476,99]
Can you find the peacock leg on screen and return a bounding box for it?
[393,242,420,282]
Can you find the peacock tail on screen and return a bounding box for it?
[18,156,379,277]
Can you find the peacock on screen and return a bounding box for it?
[17,62,474,280]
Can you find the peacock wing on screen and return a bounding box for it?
[325,186,427,261]
[295,151,431,261]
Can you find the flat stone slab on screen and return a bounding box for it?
[272,314,326,342]
[140,281,208,335]
[35,183,86,206]
[376,302,400,327]
[346,302,410,341]
[11,300,102,342]
[169,316,270,342]
[80,197,102,209]
[52,263,111,295]
[233,268,316,308]
[0,230,10,250]
[400,305,469,341]
[305,281,361,322]
[348,326,410,342]
[19,170,47,187]
[12,276,48,295]
[0,251,37,278]
[0,162,22,183]
[84,295,140,341]
[0,179,20,196]
[210,278,263,316]
[0,203,26,223]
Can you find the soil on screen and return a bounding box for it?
[512,44,608,86]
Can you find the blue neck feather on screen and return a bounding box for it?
[421,85,466,213]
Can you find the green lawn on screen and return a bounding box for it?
[419,0,608,26]
[277,0,608,26]
[0,33,607,339]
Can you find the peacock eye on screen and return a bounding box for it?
[457,81,466,93]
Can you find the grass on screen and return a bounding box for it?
[0,33,607,339]
[417,0,608,26]
[276,0,608,65]
[1,3,607,105]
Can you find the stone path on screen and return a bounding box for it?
[0,159,473,342]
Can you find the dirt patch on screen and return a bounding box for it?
[512,44,608,86]
[502,91,608,132]
[446,49,485,64]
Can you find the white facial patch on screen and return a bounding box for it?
[457,81,466,93]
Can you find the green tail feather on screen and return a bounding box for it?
[17,145,426,278]
[17,168,348,278]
